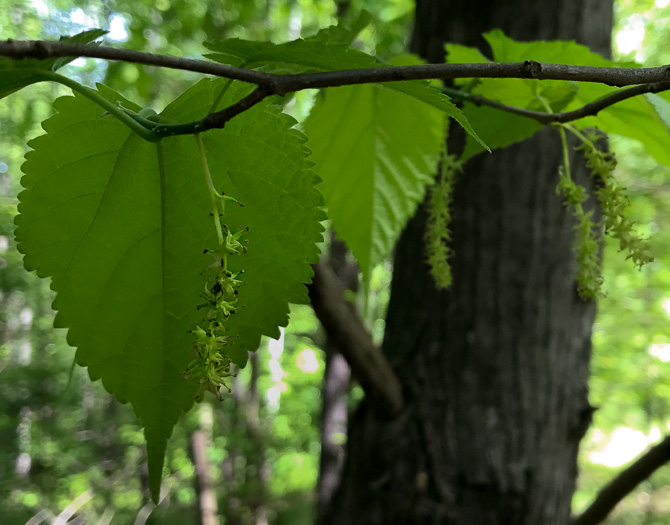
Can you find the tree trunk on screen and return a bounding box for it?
[322,1,612,524]
[191,430,219,525]
[317,238,355,523]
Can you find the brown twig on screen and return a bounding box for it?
[3,40,670,89]
[449,81,670,124]
[3,39,670,133]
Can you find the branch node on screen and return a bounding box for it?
[33,41,51,60]
[524,60,542,78]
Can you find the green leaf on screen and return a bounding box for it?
[15,79,323,501]
[484,28,612,64]
[205,37,485,148]
[459,104,543,162]
[445,43,489,87]
[445,43,489,65]
[306,10,373,45]
[644,93,670,125]
[0,29,106,99]
[304,57,445,277]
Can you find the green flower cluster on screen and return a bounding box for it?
[578,132,653,269]
[185,135,247,400]
[555,164,603,299]
[557,127,653,300]
[425,150,462,290]
[184,323,234,401]
[185,231,246,400]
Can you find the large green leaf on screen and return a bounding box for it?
[304,57,445,277]
[15,79,323,500]
[205,37,485,147]
[0,29,106,99]
[448,29,670,164]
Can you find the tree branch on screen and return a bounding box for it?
[308,261,405,417]
[0,40,278,87]
[444,81,670,124]
[3,39,670,89]
[4,39,670,134]
[147,86,273,137]
[571,434,670,525]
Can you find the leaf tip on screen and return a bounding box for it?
[146,435,168,504]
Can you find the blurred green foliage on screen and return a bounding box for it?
[3,0,670,523]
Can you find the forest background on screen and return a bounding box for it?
[2,0,670,523]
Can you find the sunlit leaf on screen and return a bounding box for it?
[15,79,323,500]
[304,55,445,278]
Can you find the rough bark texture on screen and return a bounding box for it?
[322,1,611,524]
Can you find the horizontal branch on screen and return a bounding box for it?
[308,261,405,417]
[4,39,670,134]
[444,81,670,124]
[0,39,278,87]
[280,61,670,91]
[2,39,670,92]
[571,434,670,525]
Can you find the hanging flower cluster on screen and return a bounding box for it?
[184,135,248,400]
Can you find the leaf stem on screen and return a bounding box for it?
[561,123,590,145]
[195,134,224,247]
[42,70,160,142]
[558,125,576,199]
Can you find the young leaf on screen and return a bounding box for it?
[483,30,670,163]
[304,55,445,278]
[456,30,670,165]
[308,10,373,45]
[0,29,106,99]
[448,29,670,165]
[15,79,323,501]
[645,93,670,128]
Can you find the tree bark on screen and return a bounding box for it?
[322,1,611,524]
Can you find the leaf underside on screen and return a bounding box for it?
[15,79,323,500]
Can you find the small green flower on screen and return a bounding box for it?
[556,126,654,300]
[186,137,248,400]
